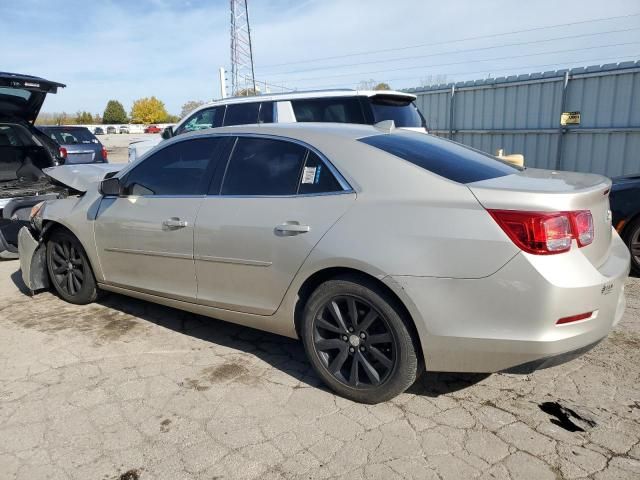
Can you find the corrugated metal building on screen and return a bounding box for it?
[407,61,640,178]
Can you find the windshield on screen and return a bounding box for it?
[369,96,425,128]
[40,127,98,145]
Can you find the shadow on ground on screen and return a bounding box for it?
[10,266,490,398]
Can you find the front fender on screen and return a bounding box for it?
[18,226,49,293]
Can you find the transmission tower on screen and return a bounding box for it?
[230,0,257,96]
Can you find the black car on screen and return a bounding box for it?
[94,127,104,135]
[0,72,68,259]
[38,126,108,164]
[610,174,640,274]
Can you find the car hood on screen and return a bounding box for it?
[0,72,66,124]
[43,164,123,192]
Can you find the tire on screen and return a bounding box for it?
[301,276,419,404]
[46,229,99,305]
[623,217,640,276]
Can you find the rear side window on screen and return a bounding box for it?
[298,151,342,195]
[223,103,260,126]
[369,96,425,128]
[291,97,365,123]
[258,102,274,123]
[359,134,519,184]
[222,137,307,195]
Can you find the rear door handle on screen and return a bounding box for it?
[162,217,188,230]
[275,222,310,235]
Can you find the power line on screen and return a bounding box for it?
[262,27,640,78]
[272,41,640,84]
[257,12,640,70]
[297,55,640,91]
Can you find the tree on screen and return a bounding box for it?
[75,111,94,124]
[130,96,169,124]
[103,100,128,124]
[180,100,204,118]
[165,114,180,123]
[374,82,391,90]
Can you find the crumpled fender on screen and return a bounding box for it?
[18,226,49,293]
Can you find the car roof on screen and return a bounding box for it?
[191,89,416,110]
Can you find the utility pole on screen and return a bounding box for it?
[230,0,256,96]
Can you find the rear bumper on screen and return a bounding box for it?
[391,229,630,373]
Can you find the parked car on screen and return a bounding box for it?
[610,174,640,275]
[119,125,130,134]
[144,125,161,134]
[37,126,108,164]
[94,127,104,135]
[0,71,67,259]
[19,123,629,403]
[106,126,117,134]
[128,89,427,162]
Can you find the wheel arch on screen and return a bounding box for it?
[41,220,102,280]
[293,266,425,367]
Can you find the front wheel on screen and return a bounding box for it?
[46,229,98,304]
[301,277,419,404]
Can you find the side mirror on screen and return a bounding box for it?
[99,176,122,196]
[161,126,173,140]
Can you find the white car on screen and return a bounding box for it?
[128,89,426,162]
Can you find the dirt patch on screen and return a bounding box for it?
[118,470,140,480]
[180,361,252,391]
[539,401,597,432]
[608,331,640,349]
[2,297,140,343]
[160,419,171,433]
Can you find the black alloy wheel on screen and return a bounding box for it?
[302,276,419,404]
[313,295,396,388]
[627,218,640,275]
[47,229,98,304]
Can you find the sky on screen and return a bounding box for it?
[1,0,639,116]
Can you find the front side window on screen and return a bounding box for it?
[176,107,223,135]
[221,137,307,195]
[223,103,261,126]
[291,97,366,123]
[122,137,223,196]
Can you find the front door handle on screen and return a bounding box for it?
[162,217,188,230]
[275,222,310,235]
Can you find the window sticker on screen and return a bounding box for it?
[302,166,317,184]
[314,165,322,184]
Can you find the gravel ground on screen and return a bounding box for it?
[0,258,638,480]
[101,133,161,164]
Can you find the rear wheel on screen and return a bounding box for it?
[46,229,98,304]
[624,217,640,275]
[301,276,418,404]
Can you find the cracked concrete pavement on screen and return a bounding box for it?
[0,259,639,480]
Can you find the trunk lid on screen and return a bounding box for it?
[468,168,613,267]
[0,72,65,124]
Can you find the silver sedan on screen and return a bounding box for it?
[19,123,630,403]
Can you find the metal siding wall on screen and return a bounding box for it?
[411,62,640,178]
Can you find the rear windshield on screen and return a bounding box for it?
[0,87,32,101]
[369,96,425,128]
[39,127,98,145]
[359,133,519,184]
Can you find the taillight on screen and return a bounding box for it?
[59,146,67,159]
[489,210,594,255]
[571,210,594,247]
[557,312,594,325]
[101,146,108,161]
